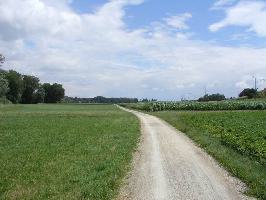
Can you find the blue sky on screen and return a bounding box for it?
[0,0,266,100]
[70,0,266,47]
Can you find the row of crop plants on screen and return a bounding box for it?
[177,112,265,165]
[121,100,266,111]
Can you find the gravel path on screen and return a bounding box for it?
[118,107,253,200]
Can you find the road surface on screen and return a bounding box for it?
[118,106,252,200]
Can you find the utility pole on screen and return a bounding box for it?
[252,76,257,90]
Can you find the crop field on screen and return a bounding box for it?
[121,100,266,111]
[153,111,266,199]
[0,104,139,200]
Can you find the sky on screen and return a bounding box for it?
[0,0,266,100]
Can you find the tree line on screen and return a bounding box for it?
[63,96,138,104]
[0,54,65,104]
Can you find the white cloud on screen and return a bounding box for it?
[164,13,192,30]
[0,0,266,100]
[235,75,254,89]
[209,1,266,37]
[211,0,237,9]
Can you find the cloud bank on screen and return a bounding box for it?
[0,0,266,100]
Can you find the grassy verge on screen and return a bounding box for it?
[0,104,139,200]
[152,111,266,199]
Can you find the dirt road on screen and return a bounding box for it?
[118,107,252,200]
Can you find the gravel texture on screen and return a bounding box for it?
[117,107,254,200]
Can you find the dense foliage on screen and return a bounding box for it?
[4,70,24,103]
[0,70,65,104]
[21,75,40,104]
[239,88,258,99]
[0,73,9,98]
[43,83,65,103]
[0,54,65,104]
[121,100,266,111]
[198,93,226,102]
[0,97,11,104]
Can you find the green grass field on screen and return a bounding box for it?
[153,111,266,199]
[0,104,139,200]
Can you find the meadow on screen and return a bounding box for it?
[0,104,139,200]
[153,111,266,199]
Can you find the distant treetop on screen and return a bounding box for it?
[0,54,5,65]
[198,93,226,102]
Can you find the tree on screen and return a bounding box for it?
[0,73,9,97]
[50,83,65,103]
[5,70,23,103]
[0,54,4,66]
[0,53,9,100]
[43,83,52,103]
[21,75,40,104]
[33,87,45,103]
[239,88,257,99]
[141,98,149,102]
[43,83,65,103]
[198,93,226,102]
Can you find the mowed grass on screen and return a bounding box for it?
[153,111,266,199]
[0,104,139,200]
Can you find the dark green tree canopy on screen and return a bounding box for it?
[198,93,226,102]
[63,96,139,103]
[33,87,45,103]
[43,83,65,103]
[0,54,65,104]
[0,73,9,97]
[0,53,8,98]
[5,70,23,103]
[239,88,257,99]
[21,75,40,104]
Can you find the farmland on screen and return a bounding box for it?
[0,104,139,200]
[153,111,266,199]
[121,100,266,111]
